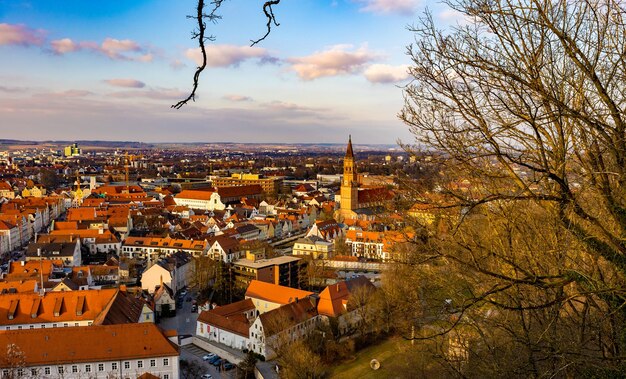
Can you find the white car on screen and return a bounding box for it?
[202,353,216,361]
[201,374,212,379]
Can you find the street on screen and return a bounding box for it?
[157,290,236,378]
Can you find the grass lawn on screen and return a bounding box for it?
[329,336,414,379]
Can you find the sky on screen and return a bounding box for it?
[0,0,462,144]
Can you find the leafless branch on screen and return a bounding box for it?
[173,0,282,109]
[251,1,282,47]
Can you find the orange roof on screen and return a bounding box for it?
[0,288,119,326]
[197,299,255,337]
[6,261,54,281]
[345,230,383,243]
[0,280,38,293]
[0,323,179,366]
[176,189,215,201]
[317,277,375,317]
[67,207,98,221]
[49,229,119,243]
[124,236,208,251]
[245,280,313,305]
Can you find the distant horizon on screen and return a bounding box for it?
[0,138,404,148]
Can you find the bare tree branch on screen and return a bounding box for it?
[251,1,282,47]
[173,0,282,109]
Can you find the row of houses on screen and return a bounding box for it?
[196,277,374,359]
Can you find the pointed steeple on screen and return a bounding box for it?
[345,135,354,158]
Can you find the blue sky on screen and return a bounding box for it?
[0,0,461,144]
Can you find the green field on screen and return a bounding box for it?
[329,337,415,379]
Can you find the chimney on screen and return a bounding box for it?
[21,261,25,266]
[37,248,41,257]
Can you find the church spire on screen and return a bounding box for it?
[346,135,354,158]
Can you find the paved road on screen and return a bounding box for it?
[158,290,199,336]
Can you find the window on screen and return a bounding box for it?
[72,365,78,373]
[29,325,34,329]
[44,367,51,375]
[85,364,92,373]
[98,363,104,372]
[17,368,23,376]
[124,361,130,370]
[163,358,169,366]
[58,366,64,374]
[164,375,170,379]
[112,362,118,370]
[137,361,143,369]
[150,359,156,367]
[31,368,37,376]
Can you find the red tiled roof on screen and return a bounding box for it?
[0,323,178,366]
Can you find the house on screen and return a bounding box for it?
[122,236,208,259]
[317,276,376,336]
[0,323,179,379]
[207,236,242,263]
[0,288,151,330]
[292,236,334,260]
[141,253,192,294]
[174,189,224,211]
[245,280,313,314]
[0,181,15,199]
[306,219,343,242]
[154,283,176,317]
[196,299,257,350]
[196,294,319,359]
[25,240,82,266]
[250,297,319,359]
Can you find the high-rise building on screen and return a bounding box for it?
[64,143,82,157]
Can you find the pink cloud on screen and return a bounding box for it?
[287,45,378,80]
[355,0,418,15]
[33,89,93,98]
[50,37,152,62]
[364,64,409,83]
[223,94,253,102]
[185,44,271,68]
[0,23,45,46]
[104,79,146,88]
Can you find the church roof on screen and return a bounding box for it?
[345,135,354,158]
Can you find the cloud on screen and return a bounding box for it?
[49,37,152,61]
[0,23,45,46]
[265,101,326,112]
[0,85,27,93]
[104,79,146,88]
[355,0,419,15]
[109,88,186,100]
[170,59,186,70]
[33,89,93,98]
[223,94,253,102]
[185,44,272,68]
[364,64,410,83]
[438,8,473,25]
[50,38,81,54]
[287,45,379,80]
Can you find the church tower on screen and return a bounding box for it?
[340,135,359,212]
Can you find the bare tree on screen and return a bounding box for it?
[399,0,626,375]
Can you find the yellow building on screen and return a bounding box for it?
[210,173,282,195]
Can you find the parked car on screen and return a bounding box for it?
[201,374,212,379]
[202,353,216,361]
[208,356,221,365]
[211,358,224,367]
[223,362,235,371]
[191,305,198,313]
